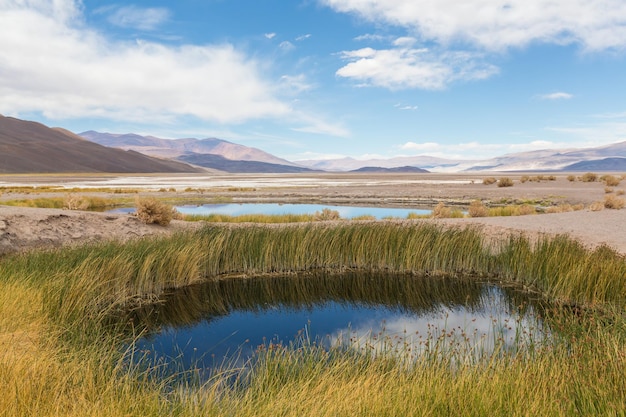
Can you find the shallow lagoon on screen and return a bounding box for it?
[131,273,549,377]
[175,203,431,219]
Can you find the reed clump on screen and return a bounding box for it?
[2,222,626,416]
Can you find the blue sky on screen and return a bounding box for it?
[1,0,626,162]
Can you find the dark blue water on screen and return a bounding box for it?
[131,275,548,375]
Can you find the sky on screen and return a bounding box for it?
[1,0,626,162]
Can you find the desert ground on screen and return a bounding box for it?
[1,172,625,255]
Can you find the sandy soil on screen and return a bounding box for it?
[1,172,625,255]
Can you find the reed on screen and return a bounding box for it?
[2,222,626,416]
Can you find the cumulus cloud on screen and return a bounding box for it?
[336,44,499,89]
[539,92,574,100]
[103,5,170,31]
[0,0,291,124]
[321,0,626,51]
[399,141,440,151]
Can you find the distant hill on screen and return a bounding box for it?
[350,166,429,173]
[80,131,303,168]
[177,153,315,173]
[0,115,201,173]
[563,157,626,171]
[298,141,626,172]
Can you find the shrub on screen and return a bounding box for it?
[468,200,489,217]
[567,175,576,182]
[482,177,497,185]
[589,201,605,211]
[581,172,597,182]
[135,197,176,226]
[64,194,89,210]
[314,208,341,221]
[518,204,536,215]
[603,175,621,187]
[432,202,450,218]
[604,195,625,210]
[497,177,514,187]
[617,190,625,196]
[520,175,529,183]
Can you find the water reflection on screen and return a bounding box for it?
[129,273,549,377]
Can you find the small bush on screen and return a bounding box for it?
[482,177,497,185]
[432,202,451,218]
[605,187,614,194]
[135,197,176,226]
[314,208,341,221]
[603,175,621,187]
[63,194,89,210]
[567,175,576,182]
[589,201,605,211]
[581,172,597,182]
[497,177,514,187]
[518,204,536,215]
[468,200,489,217]
[617,190,625,196]
[604,195,625,209]
[520,175,529,183]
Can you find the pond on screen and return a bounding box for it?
[129,273,550,380]
[110,203,432,219]
[175,203,431,219]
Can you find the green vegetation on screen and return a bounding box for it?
[1,223,626,415]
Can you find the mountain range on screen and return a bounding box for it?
[296,143,626,172]
[79,131,312,173]
[2,114,626,174]
[0,115,200,173]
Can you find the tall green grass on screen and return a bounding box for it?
[2,222,626,416]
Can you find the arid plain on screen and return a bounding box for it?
[1,171,625,255]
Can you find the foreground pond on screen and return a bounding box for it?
[130,273,550,379]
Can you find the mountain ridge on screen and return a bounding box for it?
[0,115,201,173]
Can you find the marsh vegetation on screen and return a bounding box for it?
[1,222,626,415]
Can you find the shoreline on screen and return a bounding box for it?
[2,204,625,257]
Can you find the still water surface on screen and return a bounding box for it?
[111,203,432,219]
[131,273,549,377]
[176,203,431,218]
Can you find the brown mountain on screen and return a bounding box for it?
[79,131,299,166]
[0,115,202,173]
[79,131,313,173]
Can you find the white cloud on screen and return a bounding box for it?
[264,32,277,39]
[321,0,626,51]
[0,0,292,124]
[296,34,312,41]
[354,33,388,42]
[290,113,351,137]
[394,103,418,111]
[396,141,507,159]
[104,5,170,31]
[539,92,574,100]
[399,141,440,151]
[279,40,295,51]
[337,44,499,89]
